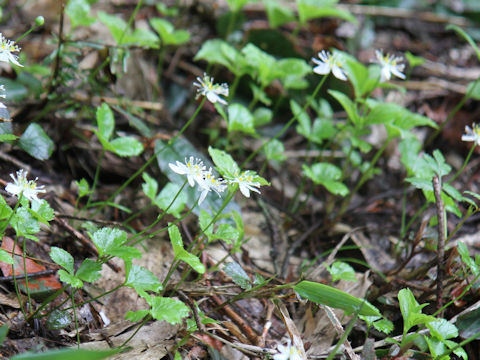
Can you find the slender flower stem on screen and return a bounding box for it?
[447,143,476,184]
[241,75,328,168]
[87,148,105,209]
[425,78,479,147]
[127,180,188,244]
[335,138,391,221]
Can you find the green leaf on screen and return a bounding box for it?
[168,224,205,274]
[58,269,83,288]
[96,103,114,142]
[427,319,458,340]
[226,0,251,12]
[327,261,357,282]
[242,43,277,87]
[10,348,120,360]
[294,280,380,316]
[208,146,240,178]
[97,11,128,45]
[150,18,190,46]
[18,123,54,160]
[142,173,158,201]
[405,51,425,68]
[296,0,356,25]
[227,103,256,135]
[147,296,190,325]
[302,163,349,196]
[75,178,91,198]
[467,80,480,100]
[398,288,435,333]
[0,134,17,142]
[457,241,479,276]
[109,246,142,263]
[12,208,40,236]
[125,309,150,322]
[46,310,71,330]
[91,227,127,257]
[65,0,95,28]
[76,259,102,282]
[108,136,144,157]
[0,195,12,220]
[291,99,311,137]
[194,40,248,76]
[156,182,187,218]
[0,324,8,346]
[250,83,272,106]
[264,139,286,161]
[224,262,251,290]
[30,199,55,223]
[373,318,394,334]
[213,224,239,244]
[125,265,163,296]
[50,247,75,274]
[0,249,13,265]
[328,90,360,126]
[311,118,336,144]
[253,107,272,126]
[263,0,295,28]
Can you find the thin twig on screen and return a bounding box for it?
[433,175,446,312]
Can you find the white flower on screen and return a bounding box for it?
[462,123,480,146]
[273,340,303,360]
[227,171,261,198]
[0,34,22,67]
[197,168,227,204]
[5,169,46,201]
[193,73,229,105]
[0,85,6,109]
[169,156,206,187]
[373,49,405,82]
[312,50,347,81]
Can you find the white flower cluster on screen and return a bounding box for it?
[0,33,23,109]
[193,73,229,105]
[462,123,480,146]
[312,48,406,83]
[372,49,406,82]
[273,340,303,360]
[169,156,261,204]
[312,50,347,81]
[5,169,46,201]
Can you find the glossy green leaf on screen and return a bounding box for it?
[50,247,74,274]
[96,103,114,142]
[373,318,394,334]
[0,249,13,265]
[227,103,256,135]
[18,123,54,160]
[264,139,286,161]
[91,227,126,256]
[263,0,295,28]
[58,269,83,288]
[398,288,435,333]
[125,309,150,322]
[427,319,458,340]
[125,265,163,296]
[30,199,55,223]
[327,261,357,282]
[302,163,349,196]
[328,90,360,126]
[294,280,380,316]
[75,178,91,198]
[168,224,205,274]
[208,146,240,178]
[76,259,102,282]
[108,136,144,157]
[253,107,272,126]
[147,296,190,324]
[224,262,251,290]
[11,348,119,360]
[65,0,95,28]
[12,208,40,236]
[297,0,356,24]
[150,18,190,46]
